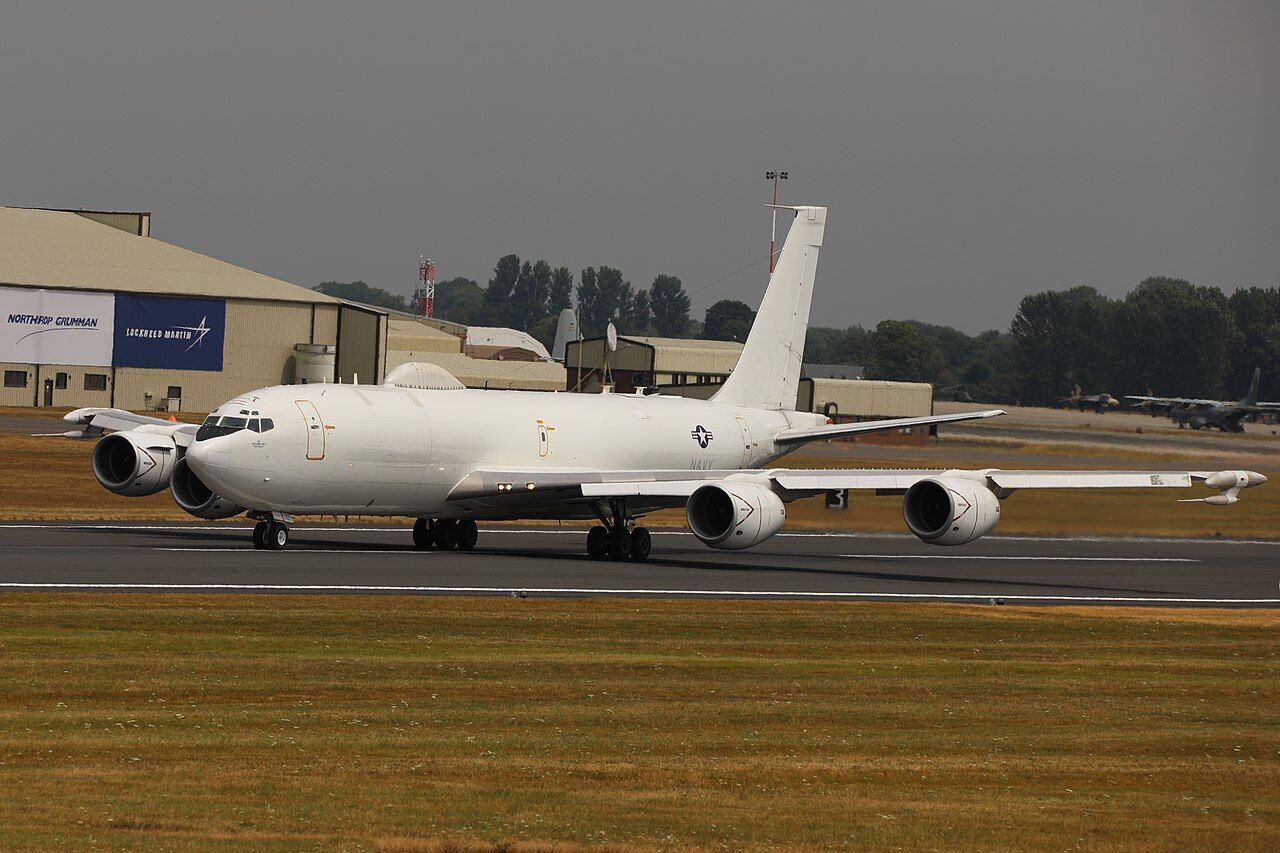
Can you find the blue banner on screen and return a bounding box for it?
[113,295,226,371]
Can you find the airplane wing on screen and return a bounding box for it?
[1124,395,1221,406]
[59,407,198,447]
[449,466,1265,506]
[773,409,1004,445]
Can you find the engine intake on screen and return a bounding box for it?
[903,477,1000,545]
[686,482,786,550]
[170,456,245,519]
[91,430,177,497]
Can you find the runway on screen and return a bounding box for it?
[1,523,1277,605]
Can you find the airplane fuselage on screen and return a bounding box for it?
[186,383,826,518]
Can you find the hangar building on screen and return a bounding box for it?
[564,332,933,443]
[0,208,388,412]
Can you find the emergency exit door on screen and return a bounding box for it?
[295,400,326,460]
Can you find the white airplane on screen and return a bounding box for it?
[65,206,1265,557]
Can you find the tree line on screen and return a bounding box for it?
[318,269,1280,404]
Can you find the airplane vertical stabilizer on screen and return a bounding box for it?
[1240,367,1261,407]
[711,206,826,411]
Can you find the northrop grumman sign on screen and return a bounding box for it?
[0,286,115,366]
[113,294,226,371]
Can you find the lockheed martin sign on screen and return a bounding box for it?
[113,294,226,371]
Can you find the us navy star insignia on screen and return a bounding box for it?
[691,424,713,449]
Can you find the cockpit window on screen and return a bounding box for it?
[261,418,274,431]
[195,413,267,441]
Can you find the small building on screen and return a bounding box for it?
[564,334,743,393]
[0,207,388,412]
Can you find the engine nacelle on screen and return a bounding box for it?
[170,456,245,519]
[902,477,1001,546]
[91,429,177,497]
[686,482,787,550]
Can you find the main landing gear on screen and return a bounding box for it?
[587,500,651,562]
[413,518,479,551]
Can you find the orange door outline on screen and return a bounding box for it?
[295,400,326,460]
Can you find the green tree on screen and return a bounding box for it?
[624,289,651,333]
[703,299,755,341]
[576,267,602,335]
[1227,287,1280,399]
[1116,277,1233,399]
[548,266,574,315]
[314,281,408,312]
[867,319,946,383]
[433,277,484,324]
[649,274,691,337]
[510,260,552,328]
[483,254,521,327]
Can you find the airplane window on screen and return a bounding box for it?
[260,418,275,432]
[247,419,261,432]
[201,416,218,428]
[220,417,248,429]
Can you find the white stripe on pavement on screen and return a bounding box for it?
[0,581,1274,604]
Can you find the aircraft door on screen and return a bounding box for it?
[295,400,326,460]
[735,417,752,467]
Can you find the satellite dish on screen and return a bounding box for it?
[606,322,618,353]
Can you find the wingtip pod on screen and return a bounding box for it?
[1203,470,1267,490]
[1183,470,1267,506]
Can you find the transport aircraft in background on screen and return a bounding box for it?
[63,205,1266,558]
[1126,368,1280,431]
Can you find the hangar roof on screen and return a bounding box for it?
[628,336,743,374]
[384,350,566,391]
[387,316,463,354]
[0,207,341,305]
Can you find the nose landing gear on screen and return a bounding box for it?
[251,518,290,550]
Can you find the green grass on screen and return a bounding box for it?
[1,595,1277,850]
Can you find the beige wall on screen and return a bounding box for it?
[0,363,113,408]
[799,379,932,418]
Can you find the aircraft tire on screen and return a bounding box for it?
[586,525,608,560]
[412,518,434,550]
[629,527,651,562]
[434,519,459,550]
[608,528,632,561]
[252,521,269,550]
[266,522,289,550]
[456,519,479,551]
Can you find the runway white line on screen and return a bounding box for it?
[838,554,1196,563]
[0,581,1275,604]
[144,547,1196,563]
[0,523,1274,546]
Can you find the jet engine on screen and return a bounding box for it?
[686,482,786,550]
[170,456,245,519]
[91,429,177,497]
[902,477,1000,545]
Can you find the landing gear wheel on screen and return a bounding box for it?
[434,519,459,550]
[629,527,651,562]
[586,525,608,560]
[252,521,269,550]
[607,527,632,561]
[413,518,434,550]
[266,522,289,550]
[456,519,479,551]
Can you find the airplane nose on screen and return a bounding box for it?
[186,440,230,472]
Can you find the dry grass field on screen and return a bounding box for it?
[0,595,1277,850]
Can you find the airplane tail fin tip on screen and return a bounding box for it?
[711,206,827,411]
[1243,367,1261,407]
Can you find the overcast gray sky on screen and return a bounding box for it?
[4,1,1278,332]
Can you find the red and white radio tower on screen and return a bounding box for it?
[412,256,436,318]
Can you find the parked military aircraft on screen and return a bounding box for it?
[1058,384,1120,413]
[1126,368,1280,432]
[63,206,1265,558]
